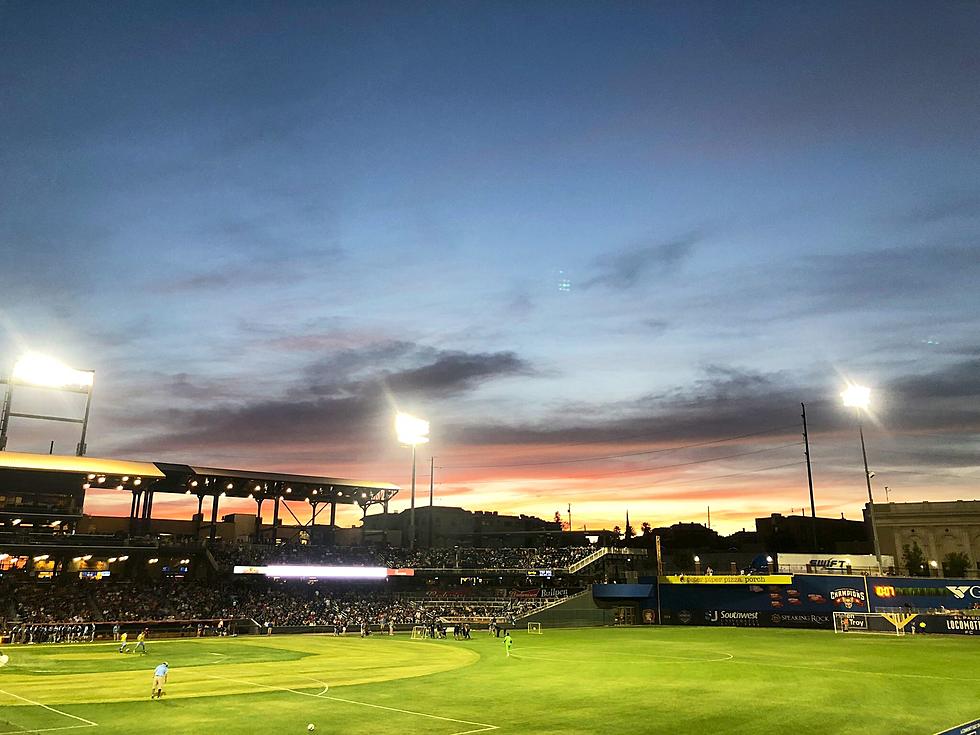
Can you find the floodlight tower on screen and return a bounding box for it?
[0,353,95,456]
[396,412,429,550]
[841,383,883,573]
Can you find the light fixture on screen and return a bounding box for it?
[87,474,96,480]
[118,555,129,561]
[396,412,430,445]
[226,483,234,490]
[148,558,159,564]
[97,476,106,484]
[134,478,142,486]
[122,476,129,482]
[841,383,871,409]
[191,481,198,488]
[11,352,93,390]
[116,485,124,491]
[82,554,92,561]
[11,518,21,526]
[108,557,118,563]
[33,554,50,561]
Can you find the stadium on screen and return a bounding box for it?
[3,4,980,735]
[1,444,979,735]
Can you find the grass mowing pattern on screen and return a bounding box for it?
[0,627,976,734]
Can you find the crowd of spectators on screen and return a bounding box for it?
[1,578,555,635]
[213,543,595,571]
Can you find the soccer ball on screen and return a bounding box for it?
[307,725,315,732]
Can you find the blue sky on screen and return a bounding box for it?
[1,1,979,531]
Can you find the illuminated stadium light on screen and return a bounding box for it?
[11,352,94,390]
[116,485,124,490]
[87,474,95,480]
[72,556,82,562]
[191,480,198,487]
[226,483,234,490]
[134,478,142,486]
[396,412,429,445]
[122,476,129,482]
[82,483,91,489]
[97,476,106,484]
[11,518,21,526]
[254,484,261,491]
[108,557,118,563]
[33,554,49,561]
[82,554,92,561]
[234,565,391,579]
[118,555,129,561]
[180,558,190,564]
[148,558,159,564]
[841,383,871,409]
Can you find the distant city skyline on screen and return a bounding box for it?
[1,1,978,533]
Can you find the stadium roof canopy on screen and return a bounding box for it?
[0,452,399,506]
[0,451,163,492]
[152,463,400,505]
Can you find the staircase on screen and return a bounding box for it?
[567,547,645,574]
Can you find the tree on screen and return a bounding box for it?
[612,525,621,539]
[943,551,971,578]
[554,510,563,528]
[624,522,636,539]
[640,522,652,537]
[902,541,928,576]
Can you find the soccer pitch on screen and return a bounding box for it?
[0,627,976,735]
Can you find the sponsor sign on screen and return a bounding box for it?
[778,553,895,573]
[660,575,792,585]
[677,609,693,624]
[704,610,760,626]
[233,565,405,579]
[770,612,832,628]
[830,587,867,609]
[935,717,980,735]
[947,585,980,600]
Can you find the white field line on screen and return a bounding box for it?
[0,687,99,732]
[0,725,94,735]
[203,672,498,735]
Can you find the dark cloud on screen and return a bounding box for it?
[115,343,534,452]
[582,233,700,290]
[448,356,980,450]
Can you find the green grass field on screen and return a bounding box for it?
[0,627,976,735]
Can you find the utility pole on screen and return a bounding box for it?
[801,402,818,550]
[707,506,711,529]
[567,503,572,533]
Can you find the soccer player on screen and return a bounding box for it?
[135,629,148,655]
[152,661,169,699]
[118,631,129,653]
[504,631,513,658]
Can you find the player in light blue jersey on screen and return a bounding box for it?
[152,662,169,699]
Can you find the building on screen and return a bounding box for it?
[755,513,870,554]
[361,505,562,548]
[866,500,980,576]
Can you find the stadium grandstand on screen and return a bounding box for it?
[0,451,639,641]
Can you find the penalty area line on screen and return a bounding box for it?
[0,687,98,732]
[202,672,498,735]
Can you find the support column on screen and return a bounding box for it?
[209,494,220,541]
[142,489,155,534]
[255,497,264,542]
[329,501,337,546]
[272,496,281,544]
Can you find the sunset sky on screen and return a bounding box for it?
[2,1,979,534]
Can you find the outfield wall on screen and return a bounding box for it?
[592,574,980,632]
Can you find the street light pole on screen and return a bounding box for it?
[841,383,882,574]
[396,412,429,552]
[859,423,884,573]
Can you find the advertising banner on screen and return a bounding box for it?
[658,573,869,629]
[659,575,792,585]
[935,718,980,735]
[867,576,980,611]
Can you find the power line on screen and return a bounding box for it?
[437,424,800,470]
